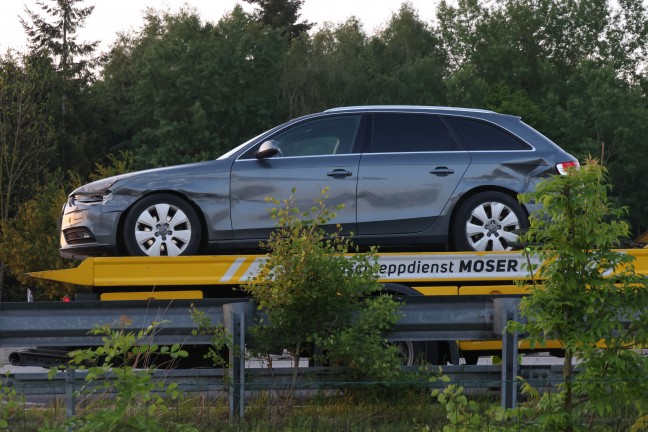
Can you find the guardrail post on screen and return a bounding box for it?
[223,302,254,419]
[65,367,75,418]
[494,298,521,409]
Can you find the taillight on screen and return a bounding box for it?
[556,161,579,175]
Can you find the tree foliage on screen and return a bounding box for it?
[244,0,313,40]
[47,319,194,432]
[366,4,448,105]
[431,161,648,430]
[94,6,286,169]
[20,0,98,77]
[0,172,73,301]
[0,53,56,222]
[21,0,103,177]
[514,159,648,429]
[0,52,58,301]
[244,189,401,380]
[0,372,22,428]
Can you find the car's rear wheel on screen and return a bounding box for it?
[452,191,528,251]
[123,194,202,256]
[393,341,440,366]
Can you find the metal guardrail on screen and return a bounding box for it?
[0,296,525,414]
[0,296,512,347]
[220,299,524,416]
[0,299,229,347]
[4,364,565,395]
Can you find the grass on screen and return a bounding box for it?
[6,386,455,431]
[6,384,646,431]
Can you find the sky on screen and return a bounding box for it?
[0,0,441,53]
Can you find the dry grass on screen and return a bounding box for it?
[7,386,451,431]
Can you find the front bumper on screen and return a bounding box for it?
[59,202,123,259]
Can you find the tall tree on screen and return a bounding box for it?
[20,0,98,79]
[0,53,57,301]
[281,18,371,116]
[366,4,448,105]
[95,6,287,169]
[20,0,100,176]
[244,0,313,40]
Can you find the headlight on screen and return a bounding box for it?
[69,192,112,206]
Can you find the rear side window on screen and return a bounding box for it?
[447,117,532,151]
[370,114,458,153]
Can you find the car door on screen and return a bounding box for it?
[357,113,471,235]
[230,115,363,240]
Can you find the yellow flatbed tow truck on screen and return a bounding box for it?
[29,249,648,363]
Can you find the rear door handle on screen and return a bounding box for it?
[429,167,454,176]
[327,169,353,177]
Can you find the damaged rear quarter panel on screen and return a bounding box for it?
[455,151,555,200]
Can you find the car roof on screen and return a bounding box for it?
[324,105,497,115]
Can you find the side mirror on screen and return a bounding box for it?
[255,140,280,159]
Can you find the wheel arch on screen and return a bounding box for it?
[115,190,209,255]
[380,282,425,296]
[448,186,529,250]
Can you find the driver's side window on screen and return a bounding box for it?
[244,115,361,159]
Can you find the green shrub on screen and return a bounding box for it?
[244,188,402,381]
[432,159,648,431]
[43,317,196,432]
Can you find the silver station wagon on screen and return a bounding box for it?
[60,106,578,259]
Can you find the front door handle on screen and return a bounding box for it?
[429,167,454,176]
[327,169,353,177]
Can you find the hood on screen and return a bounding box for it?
[72,172,137,195]
[71,160,229,195]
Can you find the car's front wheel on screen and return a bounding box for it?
[452,191,528,251]
[123,194,202,256]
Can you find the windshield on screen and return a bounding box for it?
[217,133,264,160]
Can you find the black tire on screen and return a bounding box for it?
[123,193,202,256]
[440,341,461,365]
[463,351,480,365]
[381,285,449,366]
[452,191,528,251]
[395,340,440,366]
[418,341,441,365]
[412,341,460,366]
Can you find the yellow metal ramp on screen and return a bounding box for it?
[29,249,648,288]
[29,255,264,286]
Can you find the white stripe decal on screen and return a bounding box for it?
[220,258,247,282]
[240,257,266,282]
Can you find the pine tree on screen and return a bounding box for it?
[245,0,313,40]
[20,0,98,79]
[20,0,100,179]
